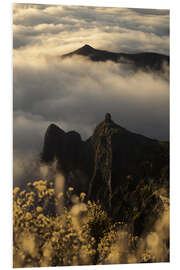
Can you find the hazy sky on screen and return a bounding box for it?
[13,3,169,185]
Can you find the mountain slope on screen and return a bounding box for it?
[62,44,169,72]
[41,114,169,235]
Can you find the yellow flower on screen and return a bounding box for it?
[13,187,20,195]
[36,206,43,213]
[68,187,74,191]
[37,214,44,220]
[33,180,46,186]
[27,182,32,187]
[37,185,46,192]
[25,212,32,220]
[33,180,47,191]
[80,192,86,200]
[48,189,55,196]
[57,192,63,199]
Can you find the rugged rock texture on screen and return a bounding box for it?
[41,123,94,194]
[41,114,169,234]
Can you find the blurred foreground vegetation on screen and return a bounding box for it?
[13,179,169,267]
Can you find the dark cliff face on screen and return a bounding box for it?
[41,124,66,163]
[88,116,168,220]
[62,44,169,73]
[41,115,169,234]
[41,123,94,194]
[41,123,94,174]
[41,116,169,195]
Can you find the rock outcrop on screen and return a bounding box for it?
[41,114,169,234]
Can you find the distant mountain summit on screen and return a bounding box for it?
[72,44,97,55]
[62,44,169,73]
[63,44,110,57]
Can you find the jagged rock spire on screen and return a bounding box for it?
[105,113,112,123]
[88,113,114,211]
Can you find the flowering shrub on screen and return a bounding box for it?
[13,180,169,267]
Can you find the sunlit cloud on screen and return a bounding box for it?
[13,3,169,185]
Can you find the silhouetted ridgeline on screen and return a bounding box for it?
[41,114,169,235]
[62,44,169,74]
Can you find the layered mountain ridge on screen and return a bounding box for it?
[62,44,169,73]
[41,114,169,234]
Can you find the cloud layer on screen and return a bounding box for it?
[13,4,169,185]
[13,4,169,54]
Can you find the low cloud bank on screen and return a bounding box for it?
[13,4,169,186]
[13,54,169,186]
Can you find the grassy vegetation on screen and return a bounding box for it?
[13,179,169,267]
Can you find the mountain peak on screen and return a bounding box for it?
[41,115,169,225]
[105,113,112,123]
[78,44,95,53]
[82,44,93,49]
[62,45,169,75]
